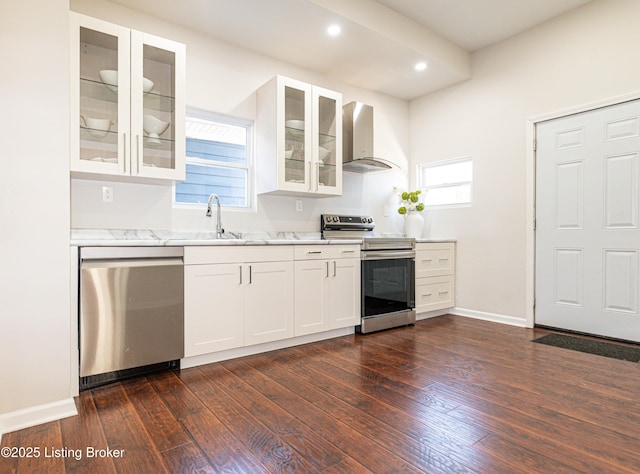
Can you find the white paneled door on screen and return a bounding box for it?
[536,99,640,341]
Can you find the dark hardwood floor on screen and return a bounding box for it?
[2,315,640,473]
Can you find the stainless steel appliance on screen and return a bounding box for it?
[79,246,184,389]
[321,214,416,333]
[342,102,395,172]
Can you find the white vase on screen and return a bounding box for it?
[404,211,424,238]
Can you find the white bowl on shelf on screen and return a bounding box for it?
[80,115,112,138]
[285,119,305,137]
[98,70,118,92]
[143,114,170,145]
[98,70,154,93]
[142,77,154,93]
[318,146,331,163]
[89,157,118,163]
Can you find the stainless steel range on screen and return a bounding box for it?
[321,214,416,333]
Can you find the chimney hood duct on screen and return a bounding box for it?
[342,101,394,173]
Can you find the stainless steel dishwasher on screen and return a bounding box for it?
[79,246,184,389]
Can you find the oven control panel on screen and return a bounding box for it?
[322,214,374,227]
[321,214,375,239]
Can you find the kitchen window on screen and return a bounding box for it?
[174,109,253,209]
[417,156,472,208]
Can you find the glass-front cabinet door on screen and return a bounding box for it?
[70,13,185,181]
[131,31,185,180]
[71,14,129,176]
[282,80,312,192]
[314,86,342,195]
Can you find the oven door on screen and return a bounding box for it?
[361,252,415,318]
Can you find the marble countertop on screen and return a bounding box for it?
[70,229,456,247]
[70,229,362,246]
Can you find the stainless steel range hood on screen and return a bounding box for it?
[342,101,395,172]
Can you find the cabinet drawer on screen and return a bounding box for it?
[416,275,455,313]
[184,245,293,265]
[416,243,455,278]
[294,245,360,261]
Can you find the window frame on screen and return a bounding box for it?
[173,107,255,212]
[416,156,473,209]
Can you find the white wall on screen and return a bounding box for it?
[410,0,640,324]
[69,0,411,235]
[0,0,74,432]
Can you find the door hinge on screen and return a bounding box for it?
[533,139,537,152]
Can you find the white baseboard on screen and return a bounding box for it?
[0,398,77,442]
[450,307,527,327]
[416,309,450,320]
[182,326,354,369]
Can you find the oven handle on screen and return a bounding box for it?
[361,250,415,260]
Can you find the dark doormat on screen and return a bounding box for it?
[533,333,640,362]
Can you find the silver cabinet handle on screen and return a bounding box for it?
[249,265,252,284]
[307,250,322,254]
[325,261,329,278]
[122,133,128,174]
[239,265,243,285]
[341,250,355,254]
[136,134,141,175]
[333,260,337,277]
[438,291,449,295]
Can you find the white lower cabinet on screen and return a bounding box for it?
[184,246,294,357]
[184,263,244,355]
[415,242,456,313]
[184,244,359,358]
[330,258,361,328]
[294,245,360,336]
[415,275,455,312]
[294,259,330,335]
[244,260,295,345]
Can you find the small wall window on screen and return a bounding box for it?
[417,156,472,207]
[174,109,253,209]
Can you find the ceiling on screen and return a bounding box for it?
[374,0,593,52]
[109,0,593,100]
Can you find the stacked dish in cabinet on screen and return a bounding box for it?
[70,13,185,182]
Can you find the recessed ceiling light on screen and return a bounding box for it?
[327,24,341,37]
[414,61,428,71]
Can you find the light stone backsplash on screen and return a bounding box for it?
[71,168,409,236]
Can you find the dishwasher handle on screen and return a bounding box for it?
[81,258,183,270]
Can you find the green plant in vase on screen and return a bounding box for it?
[397,190,425,215]
[396,189,426,238]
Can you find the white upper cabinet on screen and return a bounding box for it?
[256,75,342,197]
[70,13,185,181]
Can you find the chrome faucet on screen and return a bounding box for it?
[206,193,225,238]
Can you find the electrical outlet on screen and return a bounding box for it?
[102,186,113,203]
[295,199,303,212]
